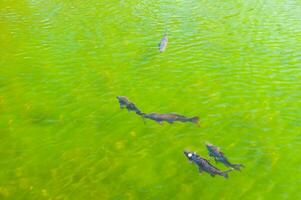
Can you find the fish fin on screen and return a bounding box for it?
[208,152,216,158]
[140,115,146,124]
[216,157,223,161]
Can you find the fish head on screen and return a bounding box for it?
[116,96,128,103]
[184,150,195,161]
[205,141,213,148]
[205,142,219,153]
[205,142,215,152]
[116,96,128,109]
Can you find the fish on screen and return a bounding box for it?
[158,33,168,52]
[116,96,142,115]
[142,113,199,126]
[206,143,244,171]
[184,150,232,179]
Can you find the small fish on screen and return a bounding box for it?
[184,150,232,179]
[116,96,142,115]
[142,113,199,126]
[158,33,168,52]
[206,143,244,171]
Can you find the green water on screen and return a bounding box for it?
[1,0,301,199]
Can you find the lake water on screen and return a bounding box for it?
[1,0,301,199]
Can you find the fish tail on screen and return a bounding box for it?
[232,164,244,171]
[189,116,200,125]
[221,169,233,179]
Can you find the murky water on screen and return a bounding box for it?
[1,0,301,199]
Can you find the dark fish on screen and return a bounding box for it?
[142,113,199,126]
[158,33,168,52]
[206,143,244,171]
[184,150,232,179]
[116,96,142,115]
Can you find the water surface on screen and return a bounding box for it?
[1,0,301,199]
